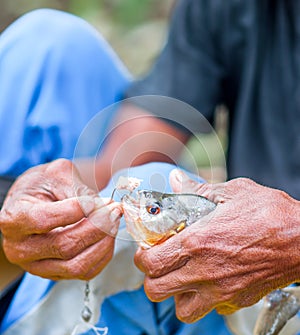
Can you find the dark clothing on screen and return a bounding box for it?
[0,176,15,208]
[0,276,24,326]
[127,0,300,199]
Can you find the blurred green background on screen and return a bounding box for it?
[0,0,174,76]
[0,0,227,182]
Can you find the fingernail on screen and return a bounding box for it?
[173,169,190,182]
[173,169,183,182]
[78,196,95,215]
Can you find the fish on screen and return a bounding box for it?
[253,286,300,335]
[121,189,216,248]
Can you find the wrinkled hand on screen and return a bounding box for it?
[135,170,300,323]
[0,159,122,280]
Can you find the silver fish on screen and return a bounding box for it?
[122,189,216,248]
[254,286,300,335]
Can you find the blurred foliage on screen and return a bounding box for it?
[69,0,173,29]
[0,0,173,75]
[68,0,174,75]
[0,0,69,31]
[0,0,173,33]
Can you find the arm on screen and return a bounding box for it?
[135,170,300,322]
[75,102,190,191]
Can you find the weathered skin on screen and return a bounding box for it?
[127,173,299,335]
[0,159,123,280]
[122,190,216,248]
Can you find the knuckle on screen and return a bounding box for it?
[45,159,74,184]
[229,177,252,188]
[0,212,10,232]
[144,279,164,302]
[52,158,73,172]
[26,210,47,233]
[144,258,159,277]
[0,207,25,233]
[144,284,157,301]
[176,308,195,324]
[64,260,90,279]
[2,240,26,265]
[74,184,95,197]
[53,234,87,260]
[4,204,49,235]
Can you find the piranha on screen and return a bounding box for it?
[121,189,216,248]
[253,286,300,335]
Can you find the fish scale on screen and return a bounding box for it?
[122,190,216,248]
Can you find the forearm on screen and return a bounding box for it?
[76,103,190,191]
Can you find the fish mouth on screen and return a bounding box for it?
[121,193,141,221]
[121,193,139,207]
[121,192,150,247]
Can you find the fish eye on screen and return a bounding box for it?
[146,204,161,215]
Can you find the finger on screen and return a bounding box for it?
[24,236,116,280]
[19,159,94,200]
[174,291,216,323]
[143,259,207,301]
[134,235,190,277]
[143,274,192,302]
[4,203,122,263]
[1,195,98,235]
[169,169,217,200]
[169,169,204,194]
[169,169,228,203]
[22,196,118,234]
[88,201,122,236]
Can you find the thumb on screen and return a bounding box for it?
[169,169,203,194]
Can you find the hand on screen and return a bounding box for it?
[135,170,300,323]
[0,159,122,280]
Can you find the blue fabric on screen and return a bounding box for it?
[96,287,229,335]
[0,276,55,333]
[0,8,130,176]
[0,9,231,335]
